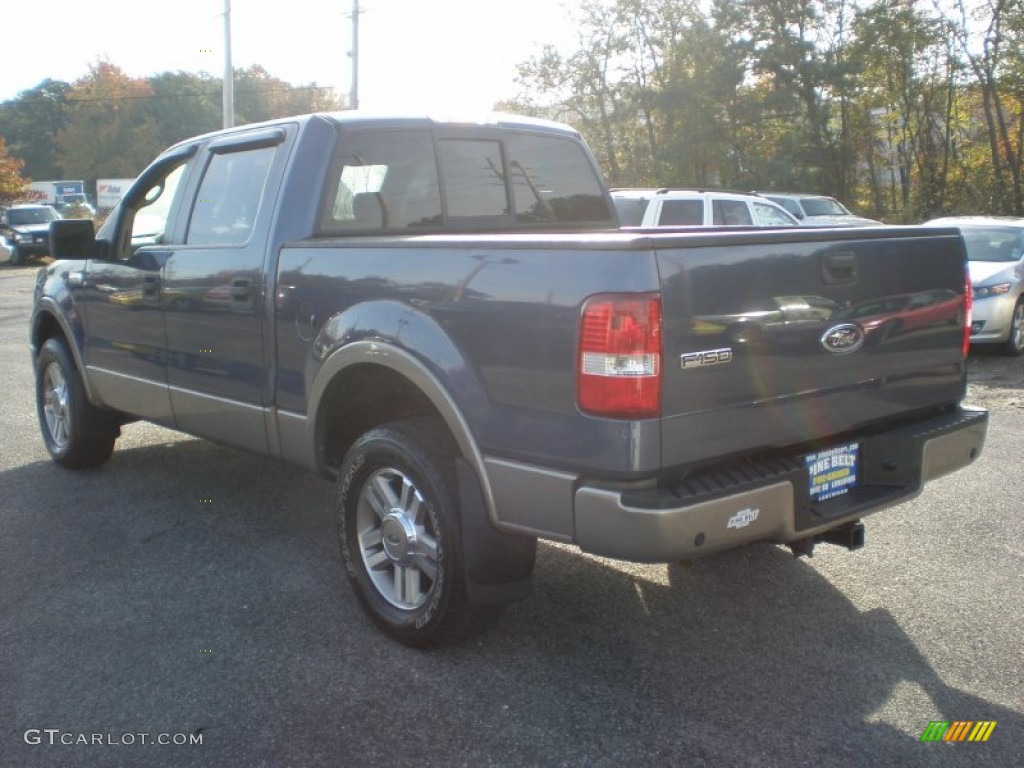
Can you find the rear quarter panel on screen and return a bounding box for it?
[275,234,663,475]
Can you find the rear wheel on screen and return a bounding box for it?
[336,419,484,646]
[35,338,118,468]
[999,299,1024,356]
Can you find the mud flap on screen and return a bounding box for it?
[456,458,536,605]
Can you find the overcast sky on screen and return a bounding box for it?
[3,0,577,113]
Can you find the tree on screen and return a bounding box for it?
[0,79,71,180]
[232,65,343,126]
[848,1,952,219]
[507,0,731,186]
[55,60,164,180]
[946,0,1023,214]
[146,71,222,148]
[0,136,31,204]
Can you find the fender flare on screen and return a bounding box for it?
[31,298,95,401]
[307,331,498,526]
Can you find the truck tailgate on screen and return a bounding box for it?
[654,226,968,470]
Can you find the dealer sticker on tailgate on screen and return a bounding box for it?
[805,442,859,501]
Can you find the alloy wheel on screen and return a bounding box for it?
[42,362,70,449]
[356,467,439,610]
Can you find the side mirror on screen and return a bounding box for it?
[49,219,97,260]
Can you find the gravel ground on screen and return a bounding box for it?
[966,347,1024,411]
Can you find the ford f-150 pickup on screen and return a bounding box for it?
[32,112,988,646]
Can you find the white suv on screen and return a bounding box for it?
[611,188,799,228]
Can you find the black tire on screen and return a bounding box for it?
[35,337,118,468]
[336,418,482,647]
[998,299,1024,357]
[9,246,22,266]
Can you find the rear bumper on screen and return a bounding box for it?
[487,407,988,563]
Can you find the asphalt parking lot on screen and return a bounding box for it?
[1,264,1021,767]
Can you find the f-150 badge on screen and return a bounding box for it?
[680,347,733,369]
[726,508,759,529]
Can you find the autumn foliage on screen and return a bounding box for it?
[0,136,30,205]
[0,58,343,206]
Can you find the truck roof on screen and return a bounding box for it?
[165,111,582,153]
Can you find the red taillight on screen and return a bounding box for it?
[963,269,973,359]
[577,293,662,418]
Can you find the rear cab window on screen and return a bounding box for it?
[318,126,615,235]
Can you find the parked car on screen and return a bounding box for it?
[0,204,61,265]
[834,290,963,343]
[612,188,800,227]
[758,192,882,227]
[0,237,11,264]
[924,216,1024,356]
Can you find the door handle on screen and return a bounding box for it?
[821,251,858,285]
[230,278,251,300]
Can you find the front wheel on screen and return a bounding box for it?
[336,419,483,647]
[999,299,1024,356]
[35,338,118,468]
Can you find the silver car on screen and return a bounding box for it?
[926,216,1024,356]
[760,192,883,227]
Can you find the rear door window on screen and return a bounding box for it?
[659,200,704,225]
[712,199,753,225]
[320,130,443,232]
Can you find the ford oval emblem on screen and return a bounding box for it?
[820,323,865,354]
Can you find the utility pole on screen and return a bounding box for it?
[349,0,360,109]
[223,0,235,128]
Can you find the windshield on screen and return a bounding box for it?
[7,207,59,226]
[800,198,849,216]
[960,227,1024,262]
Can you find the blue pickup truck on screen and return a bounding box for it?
[33,113,987,645]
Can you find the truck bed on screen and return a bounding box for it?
[275,225,969,481]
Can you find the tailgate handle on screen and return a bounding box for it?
[821,251,858,285]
